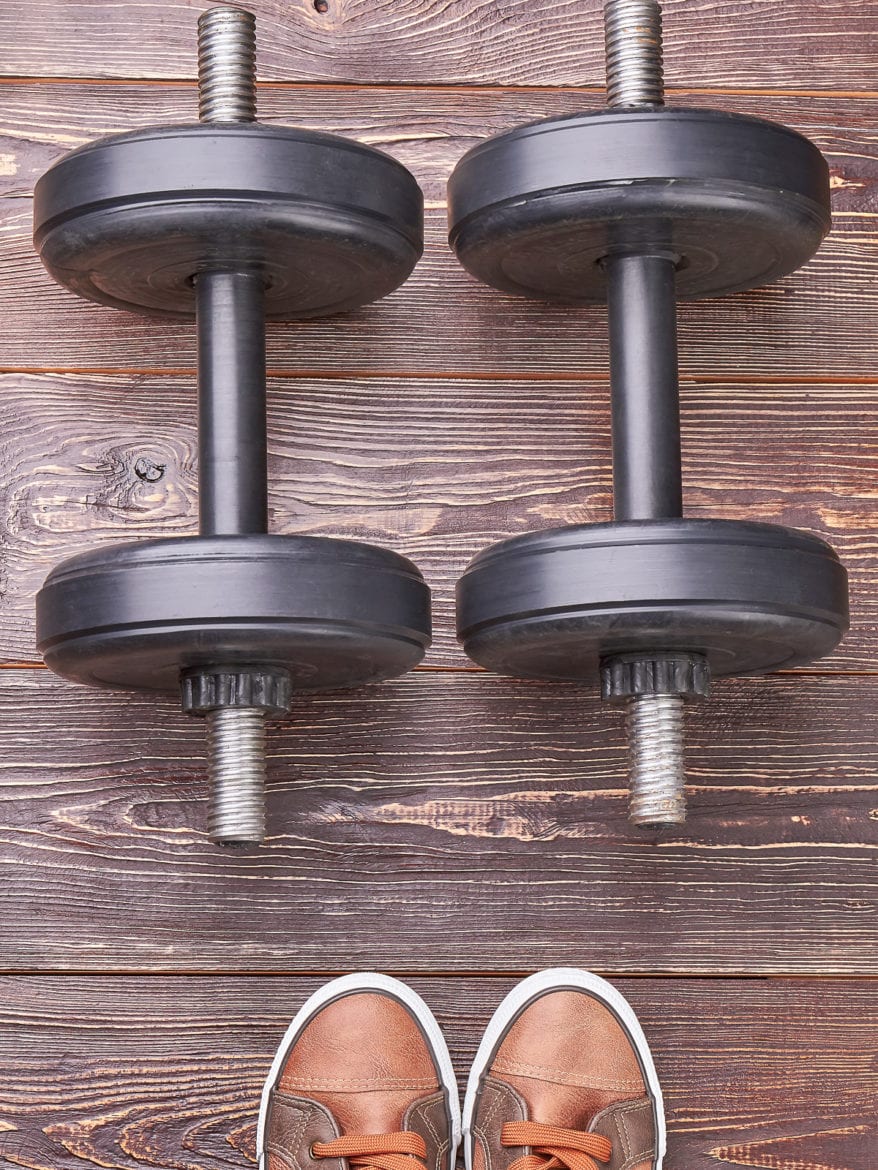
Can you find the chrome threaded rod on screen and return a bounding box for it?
[198,6,257,123]
[604,0,664,108]
[603,1,685,830]
[192,7,270,848]
[625,695,686,828]
[206,707,267,845]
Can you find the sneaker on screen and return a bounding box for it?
[463,969,665,1170]
[257,973,461,1170]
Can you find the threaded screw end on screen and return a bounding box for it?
[206,706,267,845]
[604,0,664,108]
[197,6,257,123]
[625,694,685,828]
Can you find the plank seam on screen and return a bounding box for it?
[0,78,876,98]
[1,969,875,979]
[0,662,875,678]
[1,370,878,388]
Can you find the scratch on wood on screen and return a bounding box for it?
[710,1124,875,1169]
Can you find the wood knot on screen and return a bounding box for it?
[134,456,166,483]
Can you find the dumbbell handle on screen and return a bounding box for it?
[605,252,682,521]
[196,270,268,535]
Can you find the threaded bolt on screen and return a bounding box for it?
[206,707,267,845]
[197,6,257,123]
[603,3,681,828]
[182,671,291,847]
[604,0,664,108]
[625,694,686,829]
[191,5,266,848]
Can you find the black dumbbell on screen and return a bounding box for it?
[447,0,849,828]
[33,6,430,846]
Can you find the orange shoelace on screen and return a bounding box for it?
[502,1121,612,1170]
[312,1132,428,1170]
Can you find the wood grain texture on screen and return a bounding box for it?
[710,1128,876,1170]
[2,86,876,378]
[0,0,873,1158]
[3,84,876,208]
[0,371,873,669]
[0,669,875,973]
[0,976,875,1170]
[0,0,874,88]
[15,203,878,379]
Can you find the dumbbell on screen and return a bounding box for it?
[447,0,849,828]
[33,6,429,846]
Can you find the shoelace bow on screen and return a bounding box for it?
[313,1132,428,1170]
[502,1121,612,1170]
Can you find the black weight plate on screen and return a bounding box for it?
[448,108,830,301]
[457,519,847,681]
[37,534,430,693]
[33,124,423,318]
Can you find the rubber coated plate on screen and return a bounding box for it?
[448,108,830,301]
[457,519,848,682]
[36,534,431,693]
[33,124,423,318]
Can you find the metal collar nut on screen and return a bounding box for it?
[600,652,710,702]
[181,667,293,717]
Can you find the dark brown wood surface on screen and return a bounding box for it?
[2,87,876,378]
[0,372,874,669]
[0,0,875,87]
[1,976,876,1170]
[0,1,875,1168]
[0,668,875,973]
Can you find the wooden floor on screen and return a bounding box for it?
[0,2,876,1169]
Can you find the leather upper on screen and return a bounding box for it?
[471,990,657,1170]
[264,991,450,1170]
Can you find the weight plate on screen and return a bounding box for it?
[448,108,830,301]
[37,534,431,692]
[34,124,423,318]
[457,519,848,681]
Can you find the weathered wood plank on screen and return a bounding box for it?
[0,87,875,378]
[0,669,874,973]
[0,9,871,1168]
[12,200,875,382]
[0,371,873,669]
[1,85,875,209]
[0,976,875,1170]
[0,0,874,89]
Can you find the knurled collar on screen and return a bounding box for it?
[600,651,710,702]
[181,667,293,716]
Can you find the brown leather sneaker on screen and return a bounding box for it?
[257,974,460,1170]
[463,970,664,1170]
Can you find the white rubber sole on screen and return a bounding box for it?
[256,973,461,1170]
[462,969,665,1170]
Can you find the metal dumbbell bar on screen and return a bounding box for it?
[448,0,849,827]
[33,7,431,846]
[33,0,848,841]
